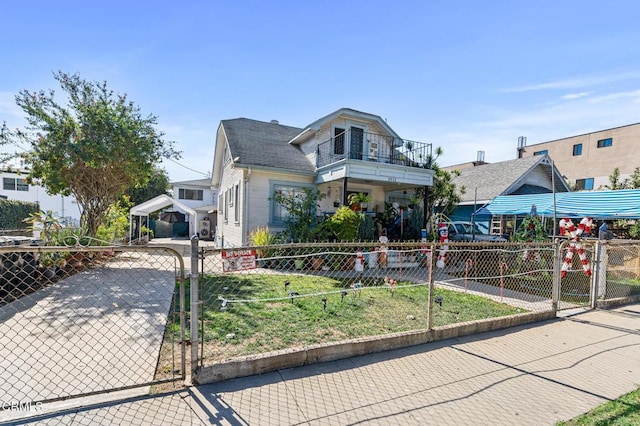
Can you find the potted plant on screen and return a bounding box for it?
[348,192,372,212]
[39,253,58,279]
[311,256,325,270]
[249,226,276,267]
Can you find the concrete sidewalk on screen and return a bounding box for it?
[6,303,640,425]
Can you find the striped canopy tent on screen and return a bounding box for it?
[474,189,640,219]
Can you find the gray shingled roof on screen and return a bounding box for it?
[452,156,565,203]
[221,118,315,173]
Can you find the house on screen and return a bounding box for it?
[0,169,80,226]
[212,108,435,247]
[516,122,640,190]
[171,178,217,239]
[444,155,570,236]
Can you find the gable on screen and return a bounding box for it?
[289,108,403,146]
[453,155,570,204]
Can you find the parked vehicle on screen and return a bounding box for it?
[447,222,508,242]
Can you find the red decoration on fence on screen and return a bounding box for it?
[559,217,593,278]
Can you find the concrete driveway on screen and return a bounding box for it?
[0,251,178,407]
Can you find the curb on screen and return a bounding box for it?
[194,310,555,385]
[595,294,640,309]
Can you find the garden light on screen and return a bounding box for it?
[435,295,443,307]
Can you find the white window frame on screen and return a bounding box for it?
[270,181,314,226]
[234,184,239,223]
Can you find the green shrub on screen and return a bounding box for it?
[358,214,375,240]
[96,200,131,244]
[249,226,277,257]
[0,199,39,230]
[329,206,361,241]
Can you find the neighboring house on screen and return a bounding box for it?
[212,108,435,247]
[444,155,570,236]
[517,122,640,190]
[0,169,80,226]
[171,178,217,239]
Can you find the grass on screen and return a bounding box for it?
[193,273,526,361]
[556,386,640,425]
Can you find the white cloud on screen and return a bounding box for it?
[561,92,590,100]
[437,86,640,167]
[502,68,640,93]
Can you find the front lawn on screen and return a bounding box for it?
[195,273,526,361]
[557,386,640,425]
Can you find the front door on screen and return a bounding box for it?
[350,127,364,160]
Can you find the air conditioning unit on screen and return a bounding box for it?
[199,220,211,238]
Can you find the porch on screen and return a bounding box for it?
[315,129,435,209]
[316,129,433,169]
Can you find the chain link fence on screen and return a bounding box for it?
[597,240,640,301]
[196,241,559,370]
[557,239,596,310]
[0,245,186,408]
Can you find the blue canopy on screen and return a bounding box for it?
[475,189,640,219]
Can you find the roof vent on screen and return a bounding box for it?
[477,150,485,163]
[517,136,527,149]
[517,136,527,158]
[270,119,279,125]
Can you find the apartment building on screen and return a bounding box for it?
[517,123,640,190]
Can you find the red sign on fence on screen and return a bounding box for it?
[222,249,257,272]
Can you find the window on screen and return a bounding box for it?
[2,177,28,191]
[3,178,14,190]
[218,194,223,217]
[178,188,203,200]
[575,178,594,190]
[333,128,345,155]
[597,138,613,148]
[334,128,346,155]
[224,190,228,222]
[572,143,582,156]
[234,185,239,222]
[533,150,548,156]
[272,183,311,224]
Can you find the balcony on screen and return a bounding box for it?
[316,130,433,169]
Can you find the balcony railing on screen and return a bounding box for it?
[316,130,432,169]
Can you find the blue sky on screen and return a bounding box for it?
[2,1,640,182]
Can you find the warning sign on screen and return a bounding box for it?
[222,249,256,272]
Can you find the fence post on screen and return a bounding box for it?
[190,235,200,381]
[427,243,435,330]
[552,239,562,313]
[593,241,608,305]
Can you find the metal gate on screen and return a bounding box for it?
[556,240,595,310]
[0,245,186,411]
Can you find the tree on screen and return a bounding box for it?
[415,147,465,226]
[600,167,640,190]
[125,166,170,206]
[2,72,179,236]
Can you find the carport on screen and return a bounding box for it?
[129,194,197,242]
